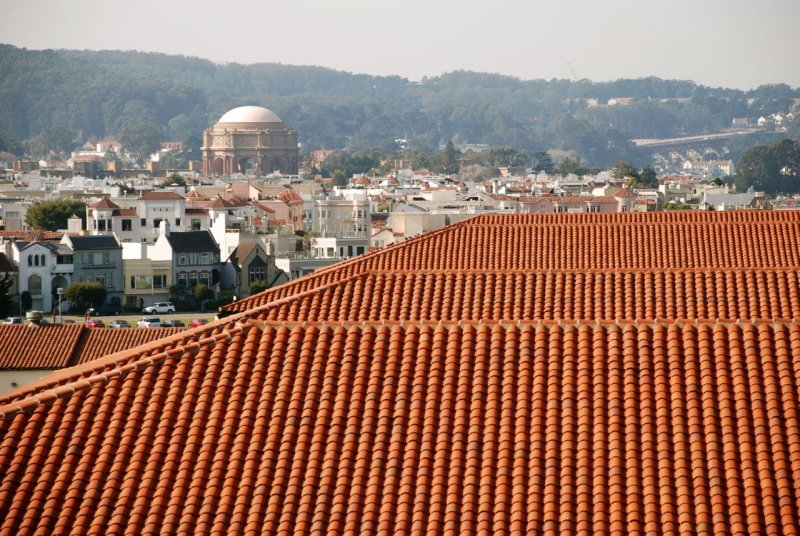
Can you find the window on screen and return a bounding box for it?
[622,205,628,213]
[199,271,210,287]
[177,272,188,287]
[154,274,166,289]
[189,272,198,287]
[153,218,162,228]
[555,205,567,213]
[191,219,201,231]
[179,254,188,266]
[95,276,105,288]
[141,218,147,227]
[56,254,73,264]
[27,256,32,267]
[41,254,46,266]
[249,266,266,282]
[98,220,106,231]
[122,219,132,231]
[175,218,181,226]
[200,253,209,264]
[132,275,151,289]
[28,274,42,294]
[587,205,599,213]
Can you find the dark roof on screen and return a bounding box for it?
[67,235,120,251]
[166,230,219,254]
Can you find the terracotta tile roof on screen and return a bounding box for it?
[246,268,800,322]
[1,210,800,534]
[226,209,800,313]
[0,230,62,240]
[139,190,184,200]
[72,327,185,363]
[117,208,137,216]
[0,324,85,368]
[0,325,184,370]
[87,198,121,210]
[1,319,800,534]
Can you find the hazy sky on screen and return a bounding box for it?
[2,0,799,90]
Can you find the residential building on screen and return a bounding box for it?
[61,234,123,307]
[225,241,287,297]
[122,243,173,310]
[150,223,221,291]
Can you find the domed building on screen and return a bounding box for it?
[201,106,299,176]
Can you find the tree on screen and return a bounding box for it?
[249,279,271,295]
[25,199,87,231]
[65,282,107,311]
[557,157,589,177]
[610,160,640,182]
[120,123,163,165]
[631,165,658,188]
[0,274,15,318]
[733,140,800,195]
[194,284,214,302]
[533,151,555,173]
[161,172,186,187]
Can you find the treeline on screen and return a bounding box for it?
[735,139,800,195]
[1,44,798,168]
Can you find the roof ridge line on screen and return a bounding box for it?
[238,317,800,331]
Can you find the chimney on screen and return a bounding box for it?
[160,219,171,237]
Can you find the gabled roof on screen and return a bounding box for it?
[185,189,209,199]
[228,242,265,269]
[67,235,120,251]
[165,230,219,254]
[614,187,637,197]
[139,190,184,201]
[87,197,121,210]
[276,186,303,203]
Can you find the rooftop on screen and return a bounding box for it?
[0,210,799,534]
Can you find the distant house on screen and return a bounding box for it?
[225,242,287,297]
[61,234,123,308]
[151,223,221,291]
[11,239,72,313]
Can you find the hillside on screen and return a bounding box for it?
[1,44,798,167]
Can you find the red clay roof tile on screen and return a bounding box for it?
[1,210,799,534]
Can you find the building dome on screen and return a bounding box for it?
[217,106,283,125]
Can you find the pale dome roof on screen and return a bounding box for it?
[217,106,282,124]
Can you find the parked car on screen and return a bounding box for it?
[142,302,175,314]
[187,318,209,328]
[137,316,161,328]
[92,303,124,316]
[108,319,131,329]
[160,319,185,328]
[84,319,105,328]
[2,317,22,324]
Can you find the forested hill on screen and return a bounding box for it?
[1,44,798,167]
